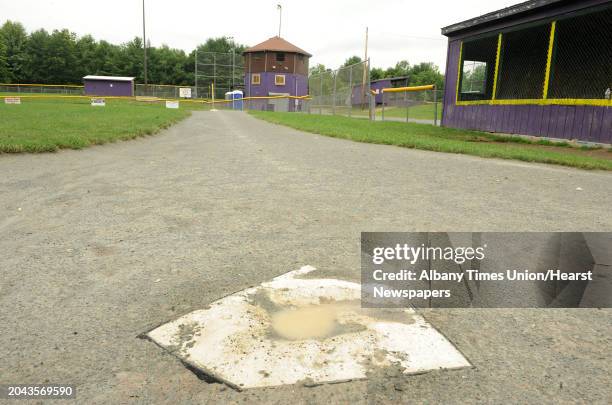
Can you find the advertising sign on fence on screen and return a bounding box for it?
[179,88,192,98]
[91,98,106,107]
[4,97,21,104]
[166,100,179,109]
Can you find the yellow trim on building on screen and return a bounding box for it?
[456,98,612,107]
[455,42,463,104]
[491,33,502,100]
[543,21,557,99]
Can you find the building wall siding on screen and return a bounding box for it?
[244,72,308,112]
[244,52,309,76]
[441,39,611,144]
[84,80,133,97]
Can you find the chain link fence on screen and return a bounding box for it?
[134,84,212,99]
[195,51,244,100]
[380,87,442,125]
[457,4,612,102]
[0,84,84,95]
[548,5,612,99]
[308,60,373,118]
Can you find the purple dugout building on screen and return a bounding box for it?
[243,36,310,112]
[83,76,135,97]
[354,77,409,105]
[441,0,612,144]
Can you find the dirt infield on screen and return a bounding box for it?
[1,111,611,403]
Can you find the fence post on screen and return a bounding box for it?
[382,91,385,121]
[405,89,409,123]
[367,58,373,121]
[348,65,353,118]
[433,86,438,126]
[332,71,337,115]
[319,76,323,114]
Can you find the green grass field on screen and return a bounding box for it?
[249,111,612,170]
[0,97,193,152]
[378,103,442,121]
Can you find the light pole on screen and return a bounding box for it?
[277,4,282,37]
[228,36,235,90]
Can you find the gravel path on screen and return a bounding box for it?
[1,111,610,403]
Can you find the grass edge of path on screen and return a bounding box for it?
[0,103,192,153]
[248,111,612,171]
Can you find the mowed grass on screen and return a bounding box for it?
[249,111,612,170]
[0,97,193,153]
[377,103,442,120]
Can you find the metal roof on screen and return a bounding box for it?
[371,76,410,83]
[441,0,565,36]
[243,36,312,56]
[83,75,135,82]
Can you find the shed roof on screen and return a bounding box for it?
[243,36,311,57]
[83,75,135,82]
[371,76,410,84]
[441,0,565,36]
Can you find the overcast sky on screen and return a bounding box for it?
[1,0,517,71]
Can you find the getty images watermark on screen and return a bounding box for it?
[361,232,608,308]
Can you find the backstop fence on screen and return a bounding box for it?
[195,50,244,100]
[308,60,373,119]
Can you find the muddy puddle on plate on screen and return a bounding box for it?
[147,266,471,390]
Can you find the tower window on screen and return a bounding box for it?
[276,52,285,62]
[275,75,285,86]
[252,74,261,85]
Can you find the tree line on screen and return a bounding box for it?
[310,56,445,90]
[0,20,246,85]
[1,20,444,89]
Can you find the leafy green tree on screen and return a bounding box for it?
[93,40,120,76]
[370,67,384,81]
[409,62,444,89]
[0,21,28,82]
[23,29,51,83]
[309,63,330,76]
[74,34,99,79]
[46,29,77,83]
[196,37,246,54]
[0,39,9,81]
[341,55,362,68]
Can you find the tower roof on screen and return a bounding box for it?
[243,36,311,57]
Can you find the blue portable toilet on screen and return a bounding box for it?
[225,90,243,110]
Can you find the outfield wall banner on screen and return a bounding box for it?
[361,232,611,308]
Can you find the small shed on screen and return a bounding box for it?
[440,0,612,144]
[83,75,135,97]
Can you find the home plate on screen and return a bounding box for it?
[147,266,470,390]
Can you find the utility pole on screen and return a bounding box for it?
[143,0,148,87]
[194,48,198,98]
[277,4,282,37]
[361,27,368,110]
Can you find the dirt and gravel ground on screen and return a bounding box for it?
[1,111,611,404]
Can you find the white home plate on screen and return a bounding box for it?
[147,266,470,389]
